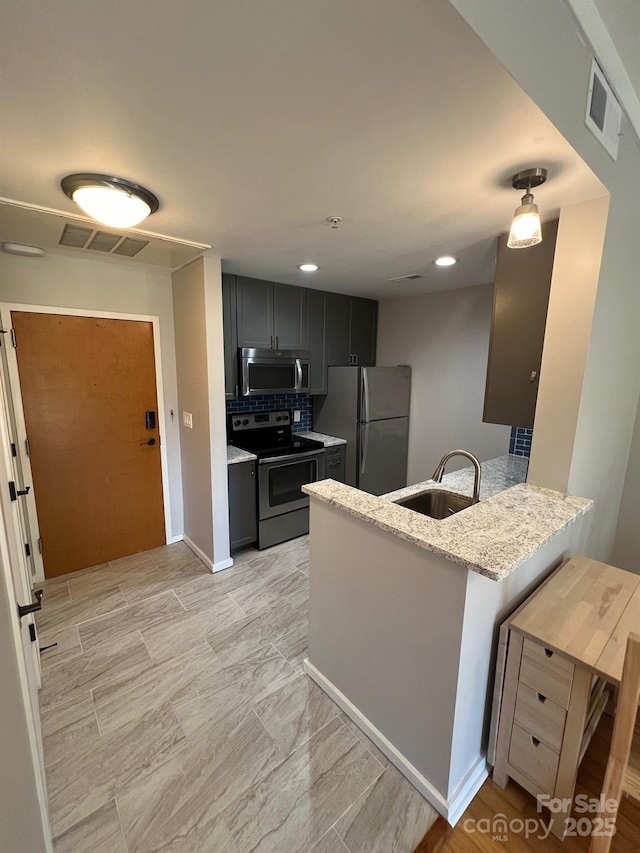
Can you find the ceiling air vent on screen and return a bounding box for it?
[113,237,149,257]
[58,224,150,258]
[87,231,122,252]
[389,273,424,282]
[59,223,93,248]
[585,59,622,161]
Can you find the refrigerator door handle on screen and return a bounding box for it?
[360,422,369,475]
[362,368,371,423]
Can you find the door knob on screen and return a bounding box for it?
[18,588,43,619]
[140,438,156,446]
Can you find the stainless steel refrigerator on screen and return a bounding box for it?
[314,365,411,495]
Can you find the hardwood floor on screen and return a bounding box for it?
[37,537,437,852]
[417,710,640,852]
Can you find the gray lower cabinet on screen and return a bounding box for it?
[222,273,238,399]
[484,219,559,429]
[326,293,378,367]
[228,461,257,550]
[324,444,346,483]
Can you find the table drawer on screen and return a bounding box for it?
[519,638,574,709]
[514,682,567,753]
[509,723,560,793]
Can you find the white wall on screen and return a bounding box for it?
[613,394,640,573]
[449,0,640,561]
[172,259,214,561]
[377,284,510,484]
[0,250,183,538]
[172,255,231,570]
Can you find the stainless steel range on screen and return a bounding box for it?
[227,410,325,549]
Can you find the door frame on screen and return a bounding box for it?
[0,302,175,582]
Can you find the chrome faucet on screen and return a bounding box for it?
[431,449,482,504]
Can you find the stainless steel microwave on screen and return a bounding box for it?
[240,348,310,396]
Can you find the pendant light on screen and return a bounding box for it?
[61,174,160,229]
[507,167,547,249]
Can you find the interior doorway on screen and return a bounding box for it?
[2,307,170,579]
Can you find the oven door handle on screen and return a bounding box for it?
[259,449,325,465]
[294,358,303,392]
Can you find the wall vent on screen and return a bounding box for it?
[59,223,93,248]
[585,58,622,161]
[113,237,149,257]
[389,273,424,282]
[87,231,121,252]
[58,225,149,258]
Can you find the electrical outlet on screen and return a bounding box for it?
[293,410,301,423]
[182,411,193,429]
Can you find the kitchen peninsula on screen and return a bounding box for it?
[302,455,592,825]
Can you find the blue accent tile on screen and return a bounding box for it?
[510,425,533,459]
[226,392,313,432]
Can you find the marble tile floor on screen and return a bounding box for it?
[37,536,437,852]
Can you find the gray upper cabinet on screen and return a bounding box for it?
[273,282,307,349]
[305,288,327,394]
[484,219,559,430]
[236,276,306,350]
[222,273,238,399]
[326,293,378,366]
[350,297,377,366]
[326,293,352,366]
[236,276,274,349]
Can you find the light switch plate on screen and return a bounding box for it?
[293,410,301,423]
[183,411,193,429]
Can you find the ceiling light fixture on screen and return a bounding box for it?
[507,167,547,249]
[434,255,457,267]
[2,242,45,257]
[61,174,160,229]
[297,263,319,272]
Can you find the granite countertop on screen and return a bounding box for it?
[297,430,347,447]
[303,454,592,581]
[227,445,257,465]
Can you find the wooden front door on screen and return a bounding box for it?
[12,312,166,578]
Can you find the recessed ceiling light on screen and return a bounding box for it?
[61,173,160,229]
[297,263,319,272]
[434,256,457,267]
[2,242,45,257]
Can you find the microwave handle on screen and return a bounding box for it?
[295,358,303,392]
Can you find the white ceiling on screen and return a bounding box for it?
[1,0,606,296]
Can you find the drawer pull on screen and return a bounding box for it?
[544,648,553,658]
[537,693,547,704]
[531,736,541,747]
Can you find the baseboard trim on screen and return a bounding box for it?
[446,757,489,825]
[304,660,450,818]
[212,557,234,573]
[303,659,487,825]
[183,535,213,570]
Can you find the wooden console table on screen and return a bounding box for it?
[490,555,640,839]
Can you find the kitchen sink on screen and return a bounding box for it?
[393,489,474,519]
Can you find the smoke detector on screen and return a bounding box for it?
[326,216,343,229]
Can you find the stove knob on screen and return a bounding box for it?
[242,419,249,425]
[275,415,282,421]
[234,419,241,426]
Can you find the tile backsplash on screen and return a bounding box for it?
[226,394,313,432]
[510,426,533,458]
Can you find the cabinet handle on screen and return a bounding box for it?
[544,648,553,658]
[275,335,279,349]
[353,354,358,365]
[531,736,541,748]
[537,693,547,704]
